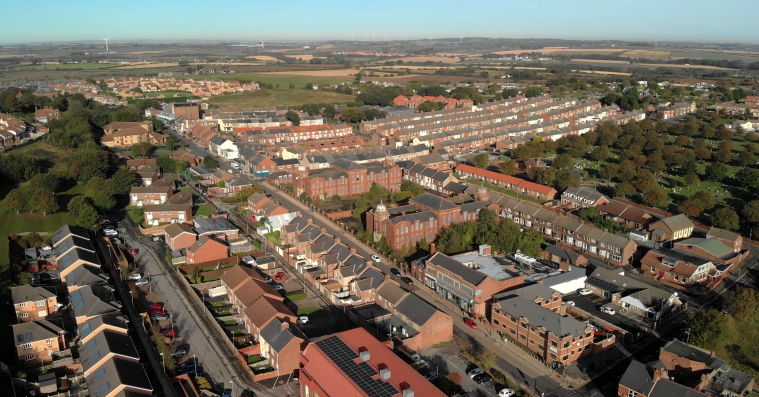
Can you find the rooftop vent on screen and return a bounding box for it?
[402,389,415,397]
[380,368,391,380]
[359,350,370,362]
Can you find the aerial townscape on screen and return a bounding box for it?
[3,2,759,397]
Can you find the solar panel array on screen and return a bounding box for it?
[316,336,399,397]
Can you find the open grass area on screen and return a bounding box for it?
[0,63,115,72]
[193,204,214,217]
[206,89,355,109]
[285,291,308,301]
[194,72,352,87]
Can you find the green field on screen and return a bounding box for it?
[193,72,352,87]
[194,204,214,217]
[0,63,116,72]
[207,88,355,109]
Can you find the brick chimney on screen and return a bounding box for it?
[653,366,667,382]
[307,219,313,225]
[281,320,290,331]
[430,243,436,255]
[350,247,357,255]
[335,237,341,246]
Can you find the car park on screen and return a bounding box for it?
[464,318,478,329]
[400,277,413,285]
[578,288,593,295]
[390,268,401,276]
[371,254,381,262]
[600,306,616,315]
[129,273,142,281]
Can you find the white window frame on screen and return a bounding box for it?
[22,343,32,349]
[24,354,35,361]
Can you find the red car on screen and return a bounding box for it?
[129,248,138,255]
[149,309,166,316]
[208,195,214,199]
[274,272,284,281]
[147,304,163,311]
[163,329,177,338]
[464,318,478,329]
[250,215,256,220]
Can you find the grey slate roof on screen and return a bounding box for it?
[661,214,695,232]
[51,225,89,247]
[71,284,120,320]
[706,227,741,243]
[329,244,352,262]
[11,284,55,304]
[410,193,458,211]
[259,318,308,353]
[649,379,708,397]
[355,268,385,291]
[13,320,63,345]
[81,330,139,373]
[78,313,130,340]
[544,244,583,264]
[395,293,439,326]
[193,217,238,234]
[493,283,556,303]
[460,201,490,213]
[65,264,109,287]
[85,357,153,396]
[58,248,100,271]
[331,158,365,170]
[54,235,95,257]
[661,339,721,368]
[377,283,408,306]
[497,295,588,337]
[619,360,656,396]
[428,252,487,286]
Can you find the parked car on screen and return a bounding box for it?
[423,371,438,381]
[104,229,118,237]
[163,329,177,338]
[208,195,214,199]
[135,278,149,286]
[298,316,309,324]
[474,373,492,384]
[178,360,198,370]
[499,388,516,397]
[390,268,401,276]
[171,347,188,357]
[578,288,593,296]
[102,224,116,230]
[129,248,138,255]
[128,273,142,281]
[274,272,284,281]
[565,301,575,306]
[464,318,478,329]
[266,194,273,198]
[263,276,273,283]
[148,308,166,316]
[250,215,256,220]
[600,307,616,315]
[400,277,413,285]
[371,254,381,262]
[467,368,484,379]
[272,284,284,291]
[147,303,163,311]
[151,314,170,321]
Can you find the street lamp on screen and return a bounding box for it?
[229,380,234,397]
[193,354,197,374]
[128,290,133,306]
[159,353,165,372]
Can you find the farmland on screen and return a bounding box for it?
[206,88,355,109]
[379,56,463,64]
[192,72,353,87]
[620,49,671,60]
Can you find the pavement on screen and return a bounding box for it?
[117,219,279,397]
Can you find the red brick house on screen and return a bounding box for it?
[294,159,403,200]
[163,223,197,251]
[705,227,743,252]
[598,202,657,229]
[129,185,173,206]
[456,164,557,200]
[12,320,66,366]
[186,236,228,264]
[648,214,694,243]
[35,108,60,123]
[258,318,309,379]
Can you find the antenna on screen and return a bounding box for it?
[101,37,110,52]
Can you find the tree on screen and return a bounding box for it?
[217,180,226,188]
[737,151,757,167]
[67,195,92,218]
[726,288,759,321]
[32,189,59,215]
[685,173,700,186]
[176,160,190,173]
[288,83,295,89]
[600,163,620,181]
[401,181,426,196]
[536,168,557,186]
[304,83,314,90]
[499,160,517,176]
[643,188,671,209]
[156,156,177,173]
[704,162,729,182]
[29,173,61,192]
[679,200,705,217]
[4,188,26,214]
[110,168,138,194]
[554,170,580,192]
[553,153,573,169]
[615,182,635,198]
[691,191,716,211]
[77,203,100,230]
[91,192,116,212]
[203,156,219,170]
[588,146,609,161]
[129,142,154,159]
[516,228,543,257]
[236,186,264,201]
[470,153,489,169]
[742,200,759,224]
[735,168,759,189]
[712,207,740,230]
[285,110,301,126]
[686,309,732,350]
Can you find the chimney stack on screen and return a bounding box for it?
[359,350,370,362]
[350,247,356,255]
[430,243,436,255]
[307,219,313,225]
[335,237,341,246]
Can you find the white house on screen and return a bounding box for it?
[209,136,240,160]
[265,212,297,233]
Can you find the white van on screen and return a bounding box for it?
[231,161,240,169]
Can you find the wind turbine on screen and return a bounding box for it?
[101,37,110,52]
[352,34,355,43]
[260,40,265,49]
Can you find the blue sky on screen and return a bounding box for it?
[2,0,758,45]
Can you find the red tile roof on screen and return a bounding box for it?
[456,164,556,195]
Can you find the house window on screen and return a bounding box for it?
[19,302,25,307]
[36,301,45,307]
[24,354,35,361]
[22,343,32,349]
[628,391,638,397]
[21,313,28,318]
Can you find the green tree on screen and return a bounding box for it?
[737,151,757,167]
[735,168,759,189]
[304,83,314,90]
[553,153,573,169]
[554,170,580,192]
[32,189,59,215]
[712,207,740,230]
[742,200,759,224]
[600,163,620,181]
[643,188,671,209]
[470,153,489,168]
[156,156,177,173]
[614,182,635,198]
[588,146,610,161]
[686,309,732,350]
[535,168,557,186]
[92,192,116,212]
[77,202,100,230]
[691,191,716,211]
[679,199,704,217]
[217,180,226,188]
[4,188,27,214]
[237,186,265,201]
[685,173,700,186]
[129,142,154,159]
[176,159,190,173]
[285,110,301,126]
[516,228,543,257]
[288,83,295,89]
[726,288,759,321]
[67,195,92,218]
[203,156,219,170]
[499,160,517,176]
[401,181,426,196]
[29,173,61,192]
[110,168,138,195]
[704,162,729,182]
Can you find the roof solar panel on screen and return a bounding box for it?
[316,336,398,397]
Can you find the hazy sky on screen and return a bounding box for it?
[2,0,758,45]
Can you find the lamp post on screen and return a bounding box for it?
[128,291,133,306]
[193,354,197,374]
[229,380,234,397]
[159,353,165,372]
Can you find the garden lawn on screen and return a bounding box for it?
[194,204,214,217]
[285,291,308,301]
[0,183,85,275]
[297,307,326,318]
